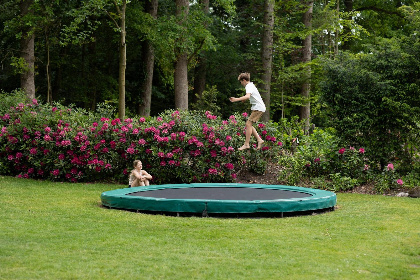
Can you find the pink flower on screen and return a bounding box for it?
[160,161,166,166]
[387,163,394,171]
[208,168,218,175]
[16,152,23,159]
[58,154,65,160]
[139,117,146,123]
[105,164,112,169]
[224,163,234,170]
[277,141,283,146]
[30,148,37,155]
[138,139,146,145]
[231,173,237,179]
[258,123,265,128]
[51,169,60,177]
[157,117,163,122]
[359,148,365,154]
[262,146,269,151]
[52,107,58,112]
[111,118,121,126]
[226,135,232,141]
[338,148,346,154]
[242,112,248,118]
[126,147,135,154]
[396,179,403,185]
[314,158,320,163]
[166,152,173,158]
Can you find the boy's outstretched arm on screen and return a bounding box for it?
[229,93,250,102]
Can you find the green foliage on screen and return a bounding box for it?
[319,43,420,170]
[277,127,370,190]
[190,85,221,115]
[374,163,405,193]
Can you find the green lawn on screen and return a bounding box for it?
[1,176,419,280]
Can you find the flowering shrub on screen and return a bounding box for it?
[278,128,370,189]
[0,94,282,184]
[375,162,405,193]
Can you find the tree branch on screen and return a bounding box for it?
[187,39,205,64]
[355,6,404,18]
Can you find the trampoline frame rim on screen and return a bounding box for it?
[101,183,337,214]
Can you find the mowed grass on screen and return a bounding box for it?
[0,176,419,280]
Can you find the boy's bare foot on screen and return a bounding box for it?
[257,140,264,150]
[238,145,250,151]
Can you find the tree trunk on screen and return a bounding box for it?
[299,1,313,134]
[46,31,52,104]
[174,0,189,110]
[139,0,158,117]
[342,0,353,51]
[334,0,339,55]
[118,0,127,119]
[20,0,35,100]
[193,0,209,102]
[261,0,274,122]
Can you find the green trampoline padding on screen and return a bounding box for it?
[101,183,336,214]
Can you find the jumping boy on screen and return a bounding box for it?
[229,72,266,150]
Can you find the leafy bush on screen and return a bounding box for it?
[277,128,370,189]
[375,163,406,193]
[0,94,282,184]
[319,45,420,171]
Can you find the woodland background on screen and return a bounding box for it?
[0,0,419,190]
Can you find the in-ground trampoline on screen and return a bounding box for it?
[101,183,336,217]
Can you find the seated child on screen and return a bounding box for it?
[128,159,152,187]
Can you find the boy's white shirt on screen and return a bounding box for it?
[245,82,266,112]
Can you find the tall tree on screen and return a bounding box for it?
[115,0,127,119]
[19,0,35,99]
[261,0,274,122]
[192,0,209,101]
[139,0,158,117]
[174,0,189,110]
[299,1,313,134]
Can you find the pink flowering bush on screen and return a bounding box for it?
[278,128,370,190]
[0,94,282,184]
[375,162,405,193]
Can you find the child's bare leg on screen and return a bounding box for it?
[238,120,253,150]
[132,178,140,187]
[144,179,150,186]
[251,126,264,149]
[139,181,145,186]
